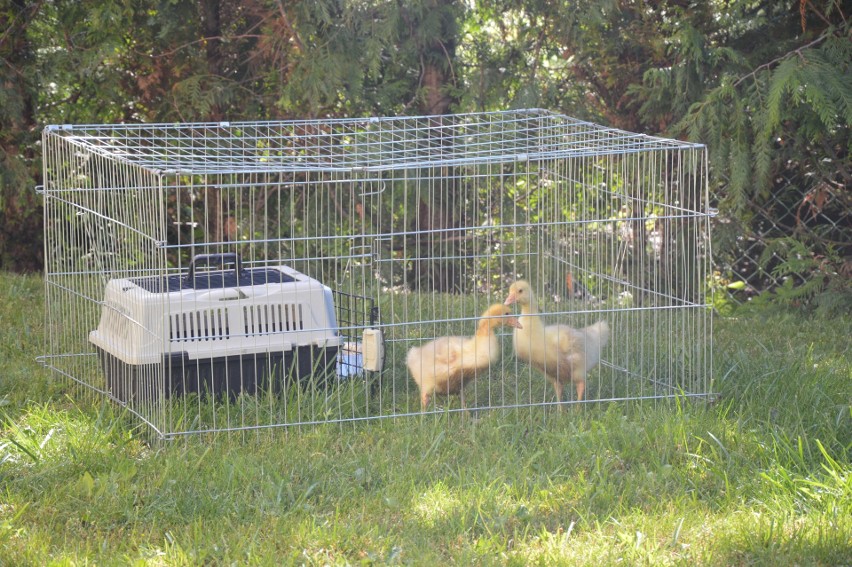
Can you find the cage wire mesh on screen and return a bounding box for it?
[40,109,713,440]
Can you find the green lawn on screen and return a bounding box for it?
[1,272,850,565]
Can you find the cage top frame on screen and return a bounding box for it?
[43,108,704,175]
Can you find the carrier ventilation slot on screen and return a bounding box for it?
[243,303,304,335]
[169,309,229,342]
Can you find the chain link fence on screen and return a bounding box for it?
[711,173,851,310]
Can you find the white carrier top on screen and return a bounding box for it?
[89,254,342,365]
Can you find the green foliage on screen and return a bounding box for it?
[0,4,42,272]
[1,0,849,316]
[635,2,851,314]
[278,0,462,117]
[752,237,852,317]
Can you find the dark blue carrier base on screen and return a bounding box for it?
[96,346,339,404]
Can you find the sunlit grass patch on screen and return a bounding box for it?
[1,272,850,564]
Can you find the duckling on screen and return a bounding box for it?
[505,280,610,406]
[406,303,522,410]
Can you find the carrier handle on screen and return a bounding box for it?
[187,253,243,281]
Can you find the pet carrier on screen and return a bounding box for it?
[88,253,352,403]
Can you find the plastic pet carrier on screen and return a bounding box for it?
[89,254,363,403]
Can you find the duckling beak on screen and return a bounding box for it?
[504,292,517,306]
[508,317,523,329]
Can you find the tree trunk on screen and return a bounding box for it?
[410,0,462,291]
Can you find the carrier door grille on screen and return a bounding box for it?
[244,303,304,335]
[169,309,229,341]
[102,303,132,342]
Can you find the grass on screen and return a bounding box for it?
[1,271,850,565]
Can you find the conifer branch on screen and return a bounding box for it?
[733,32,832,88]
[276,0,305,53]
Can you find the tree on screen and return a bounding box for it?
[268,0,468,289]
[1,0,280,272]
[631,0,850,314]
[464,0,849,312]
[1,0,43,271]
[1,0,848,314]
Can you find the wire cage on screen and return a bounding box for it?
[40,109,713,440]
